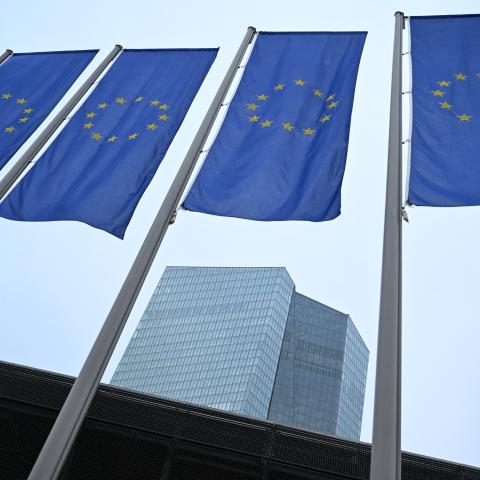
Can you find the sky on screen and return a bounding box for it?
[1,0,479,469]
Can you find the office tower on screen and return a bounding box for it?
[111,267,368,439]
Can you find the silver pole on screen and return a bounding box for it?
[0,49,13,64]
[27,27,256,480]
[369,11,404,480]
[0,45,123,200]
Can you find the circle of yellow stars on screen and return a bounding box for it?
[431,72,480,123]
[245,78,340,136]
[81,96,172,143]
[1,93,34,136]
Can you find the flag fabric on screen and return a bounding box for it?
[408,15,480,207]
[0,50,98,171]
[183,32,366,222]
[0,48,218,238]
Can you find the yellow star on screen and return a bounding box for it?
[18,117,29,123]
[294,79,306,86]
[147,123,158,130]
[248,115,260,122]
[327,101,339,109]
[91,132,102,140]
[16,98,27,104]
[158,114,169,121]
[326,94,336,102]
[257,94,268,101]
[476,73,480,78]
[455,73,467,80]
[274,84,285,91]
[98,103,108,109]
[159,104,169,110]
[260,120,273,128]
[1,93,12,99]
[4,126,15,133]
[128,133,139,140]
[23,108,33,114]
[439,102,453,110]
[438,81,451,87]
[150,99,161,105]
[83,122,94,129]
[246,103,258,110]
[135,96,144,102]
[320,115,331,123]
[86,112,96,118]
[457,113,472,121]
[282,122,294,131]
[303,128,315,135]
[107,135,118,142]
[116,97,127,104]
[313,89,323,97]
[431,90,445,97]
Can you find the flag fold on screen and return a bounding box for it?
[183,31,366,222]
[0,50,98,171]
[408,14,480,207]
[0,48,218,238]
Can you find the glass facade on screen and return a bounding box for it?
[336,318,369,439]
[111,266,368,440]
[111,267,294,418]
[268,294,368,439]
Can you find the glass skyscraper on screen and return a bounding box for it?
[111,267,368,440]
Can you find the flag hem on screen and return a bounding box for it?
[13,50,99,56]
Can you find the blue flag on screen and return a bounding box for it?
[183,32,366,221]
[0,50,98,171]
[408,15,480,207]
[0,48,217,238]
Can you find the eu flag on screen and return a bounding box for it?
[408,15,480,207]
[183,32,366,221]
[0,50,98,171]
[0,48,217,238]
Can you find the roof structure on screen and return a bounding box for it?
[0,361,478,480]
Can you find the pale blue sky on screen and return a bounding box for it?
[1,0,479,468]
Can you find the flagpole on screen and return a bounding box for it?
[370,11,404,480]
[27,26,256,480]
[0,49,13,64]
[0,45,123,200]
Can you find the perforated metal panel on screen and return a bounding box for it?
[170,451,261,480]
[272,427,369,478]
[62,426,168,480]
[0,362,478,480]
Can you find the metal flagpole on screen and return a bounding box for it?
[369,11,404,480]
[0,45,123,200]
[0,49,13,64]
[27,26,257,480]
